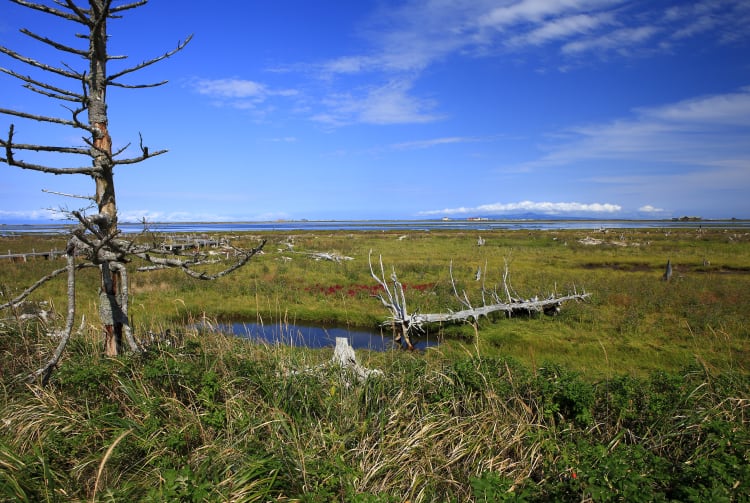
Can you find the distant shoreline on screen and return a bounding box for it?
[2,218,748,235]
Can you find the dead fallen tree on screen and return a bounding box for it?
[288,337,382,385]
[369,251,590,349]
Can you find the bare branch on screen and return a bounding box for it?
[0,67,84,101]
[135,240,266,280]
[3,140,89,156]
[63,0,94,26]
[368,250,414,348]
[20,27,87,57]
[25,243,77,384]
[23,84,79,102]
[1,125,96,174]
[10,0,86,24]
[113,149,167,165]
[107,35,193,84]
[109,0,147,14]
[0,45,82,80]
[110,262,141,353]
[0,261,94,312]
[42,188,95,201]
[449,260,473,310]
[107,80,168,89]
[370,254,591,348]
[0,107,87,129]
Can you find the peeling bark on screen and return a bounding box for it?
[1,1,261,382]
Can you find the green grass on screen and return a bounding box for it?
[0,323,748,501]
[1,227,748,500]
[2,227,747,377]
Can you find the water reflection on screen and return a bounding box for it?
[217,321,439,351]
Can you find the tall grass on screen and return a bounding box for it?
[1,227,749,499]
[1,322,748,501]
[3,228,747,376]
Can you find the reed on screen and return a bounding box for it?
[0,322,747,501]
[1,227,749,499]
[4,227,747,376]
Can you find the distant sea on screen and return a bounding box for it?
[1,218,748,235]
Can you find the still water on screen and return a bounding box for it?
[214,321,439,351]
[3,218,748,235]
[7,218,746,349]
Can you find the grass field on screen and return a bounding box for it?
[1,227,748,501]
[2,226,748,376]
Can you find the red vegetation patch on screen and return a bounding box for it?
[305,283,434,297]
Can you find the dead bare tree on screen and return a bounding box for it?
[0,0,264,383]
[369,251,590,349]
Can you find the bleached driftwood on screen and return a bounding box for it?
[281,249,353,263]
[288,337,382,384]
[332,337,383,382]
[369,251,590,349]
[308,251,353,263]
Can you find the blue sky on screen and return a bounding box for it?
[1,0,749,222]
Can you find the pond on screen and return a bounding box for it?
[212,321,439,351]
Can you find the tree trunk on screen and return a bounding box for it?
[88,4,125,356]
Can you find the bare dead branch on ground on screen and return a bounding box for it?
[369,251,590,350]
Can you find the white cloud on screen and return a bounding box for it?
[640,86,750,126]
[479,0,617,29]
[321,55,378,75]
[561,25,660,55]
[196,1,750,127]
[194,78,267,98]
[315,0,744,81]
[191,78,298,111]
[638,205,664,213]
[523,87,750,170]
[295,0,750,128]
[665,0,750,43]
[506,13,615,47]
[264,137,297,143]
[420,200,622,216]
[390,136,480,150]
[313,79,442,126]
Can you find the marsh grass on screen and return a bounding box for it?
[2,228,749,376]
[1,227,749,500]
[1,321,748,501]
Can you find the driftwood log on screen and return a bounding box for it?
[289,337,382,385]
[332,337,383,382]
[369,251,590,349]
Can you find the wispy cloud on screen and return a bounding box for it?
[194,1,750,127]
[298,0,750,126]
[311,79,442,126]
[561,26,660,56]
[420,200,622,216]
[638,205,665,213]
[318,0,748,78]
[664,0,750,44]
[191,78,297,110]
[389,136,482,151]
[525,86,750,170]
[505,13,615,48]
[505,87,750,215]
[263,136,297,143]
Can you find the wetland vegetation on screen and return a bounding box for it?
[1,227,748,501]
